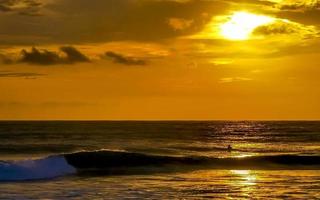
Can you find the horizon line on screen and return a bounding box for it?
[0,119,320,122]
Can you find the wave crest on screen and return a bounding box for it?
[64,151,320,170]
[1,150,320,181]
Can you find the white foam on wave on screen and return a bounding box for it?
[0,156,76,181]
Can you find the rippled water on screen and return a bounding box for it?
[1,170,319,199]
[0,121,319,199]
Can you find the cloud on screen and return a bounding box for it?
[18,46,90,65]
[104,51,147,66]
[220,77,252,83]
[1,46,153,66]
[168,18,194,31]
[0,0,43,16]
[0,70,45,78]
[251,0,320,10]
[0,101,93,107]
[20,47,61,65]
[253,19,318,38]
[60,46,90,63]
[273,0,320,11]
[0,0,230,45]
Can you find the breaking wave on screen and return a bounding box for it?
[1,150,320,181]
[0,156,76,182]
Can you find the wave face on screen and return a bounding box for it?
[64,151,320,171]
[1,150,320,181]
[0,156,76,182]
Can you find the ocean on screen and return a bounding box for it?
[0,121,319,199]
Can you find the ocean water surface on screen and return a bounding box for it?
[0,121,319,199]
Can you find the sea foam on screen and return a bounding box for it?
[0,156,76,181]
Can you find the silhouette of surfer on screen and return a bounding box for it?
[227,145,232,152]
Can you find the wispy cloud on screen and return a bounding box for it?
[168,18,194,31]
[253,19,318,38]
[0,0,43,16]
[18,46,90,65]
[103,51,147,66]
[270,0,320,11]
[0,70,45,78]
[220,77,252,83]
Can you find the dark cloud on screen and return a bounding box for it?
[224,0,274,6]
[231,0,320,12]
[0,70,45,78]
[20,47,61,65]
[269,0,320,25]
[279,4,310,11]
[0,4,11,12]
[18,46,90,65]
[1,0,319,46]
[252,20,318,39]
[0,0,230,45]
[2,47,148,66]
[0,0,42,16]
[104,51,147,66]
[60,46,90,63]
[48,0,223,42]
[277,1,320,11]
[0,0,16,12]
[253,21,300,35]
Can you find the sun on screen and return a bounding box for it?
[220,11,275,40]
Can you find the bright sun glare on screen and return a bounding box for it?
[220,12,275,40]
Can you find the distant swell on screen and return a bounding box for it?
[1,150,320,181]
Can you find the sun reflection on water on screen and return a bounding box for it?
[228,170,258,199]
[231,170,257,186]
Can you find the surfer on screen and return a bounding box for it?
[227,145,232,152]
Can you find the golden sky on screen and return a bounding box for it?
[0,0,320,120]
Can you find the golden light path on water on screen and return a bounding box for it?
[231,170,257,186]
[226,170,258,199]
